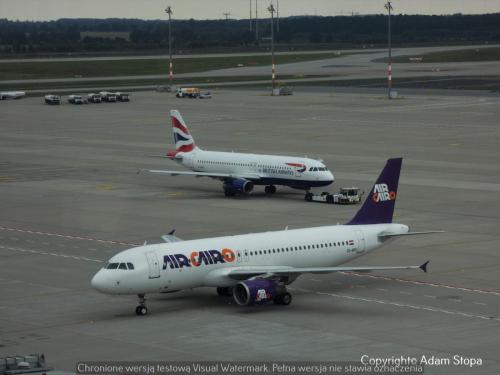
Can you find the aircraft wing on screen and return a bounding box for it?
[143,169,261,180]
[226,261,429,280]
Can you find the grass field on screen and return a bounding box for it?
[0,53,344,80]
[377,47,500,64]
[0,75,328,93]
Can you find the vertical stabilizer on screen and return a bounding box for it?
[347,158,402,225]
[170,110,197,153]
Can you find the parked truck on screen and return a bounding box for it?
[176,87,201,98]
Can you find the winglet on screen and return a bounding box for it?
[419,260,430,273]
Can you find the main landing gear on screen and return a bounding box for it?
[264,185,277,194]
[274,291,292,306]
[135,294,148,316]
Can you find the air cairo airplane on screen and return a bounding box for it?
[144,110,334,196]
[92,158,439,315]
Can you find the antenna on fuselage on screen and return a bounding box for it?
[143,240,148,245]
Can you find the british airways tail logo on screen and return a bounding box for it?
[372,183,396,203]
[163,248,235,269]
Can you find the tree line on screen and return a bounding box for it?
[1,13,499,54]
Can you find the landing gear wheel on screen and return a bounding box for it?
[135,294,148,316]
[281,292,292,305]
[135,305,148,316]
[305,192,313,201]
[275,292,292,305]
[216,287,233,297]
[265,185,277,194]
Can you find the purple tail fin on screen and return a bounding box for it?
[347,158,402,225]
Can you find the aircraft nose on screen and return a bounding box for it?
[327,170,335,183]
[91,270,109,293]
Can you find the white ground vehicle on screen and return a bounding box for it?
[68,95,85,104]
[176,87,201,98]
[44,95,61,105]
[99,91,117,102]
[0,91,26,100]
[115,92,130,102]
[305,187,363,204]
[87,93,102,103]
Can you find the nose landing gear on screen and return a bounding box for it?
[135,294,148,316]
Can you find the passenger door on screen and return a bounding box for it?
[145,251,161,279]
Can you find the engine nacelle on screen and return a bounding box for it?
[223,178,254,194]
[233,279,277,306]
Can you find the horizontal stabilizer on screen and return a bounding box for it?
[378,230,444,239]
[148,154,175,159]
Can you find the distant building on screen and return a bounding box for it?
[80,31,130,41]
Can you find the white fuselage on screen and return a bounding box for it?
[91,223,408,295]
[176,148,334,188]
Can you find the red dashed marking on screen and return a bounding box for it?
[0,225,139,247]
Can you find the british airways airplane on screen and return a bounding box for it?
[144,110,334,196]
[92,158,438,315]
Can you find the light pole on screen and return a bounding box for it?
[268,2,276,94]
[255,0,259,44]
[385,1,393,99]
[165,5,173,88]
[276,0,279,32]
[250,0,253,31]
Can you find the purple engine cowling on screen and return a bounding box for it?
[233,279,277,306]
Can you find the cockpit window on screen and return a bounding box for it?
[118,263,127,270]
[106,263,119,269]
[127,263,135,270]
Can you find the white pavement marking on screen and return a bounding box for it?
[341,271,500,297]
[291,287,499,322]
[0,244,103,263]
[399,291,412,295]
[376,288,388,292]
[0,225,137,247]
[473,302,487,306]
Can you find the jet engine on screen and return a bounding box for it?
[233,279,278,306]
[223,178,254,195]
